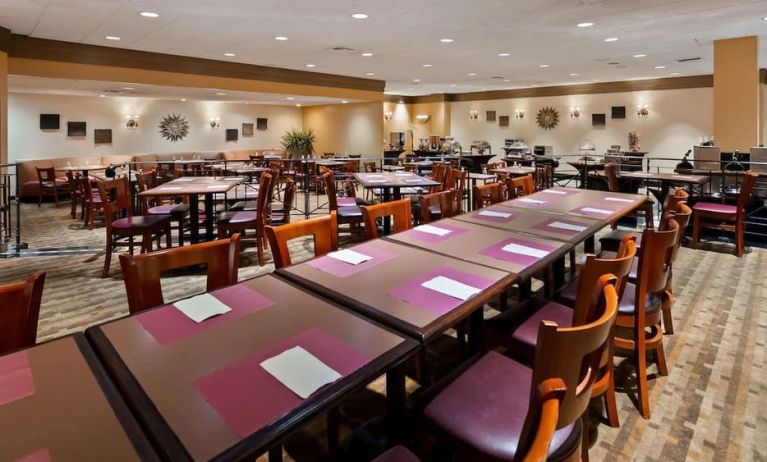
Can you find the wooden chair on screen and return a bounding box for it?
[65,171,84,218]
[271,179,297,226]
[614,217,679,418]
[324,171,364,237]
[445,168,467,212]
[506,174,535,199]
[218,172,274,266]
[36,166,68,207]
[0,272,45,355]
[473,182,506,209]
[119,235,241,314]
[520,378,568,462]
[424,275,619,461]
[98,177,173,278]
[604,162,654,230]
[535,164,554,191]
[418,190,458,223]
[361,199,413,240]
[265,214,338,269]
[136,170,190,246]
[692,170,757,257]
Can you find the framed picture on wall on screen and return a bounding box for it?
[611,106,626,119]
[94,129,112,144]
[592,114,606,127]
[67,121,87,137]
[242,123,254,137]
[256,118,268,131]
[226,129,239,142]
[498,115,510,127]
[40,114,60,130]
[486,111,496,122]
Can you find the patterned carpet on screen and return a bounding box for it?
[1,200,765,461]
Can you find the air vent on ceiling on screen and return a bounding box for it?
[491,76,504,80]
[608,62,620,65]
[677,57,701,62]
[102,90,122,94]
[328,46,356,52]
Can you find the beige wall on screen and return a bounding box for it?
[714,36,760,151]
[0,51,7,164]
[302,102,383,156]
[383,101,413,149]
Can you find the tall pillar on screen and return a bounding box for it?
[0,27,9,165]
[713,36,760,151]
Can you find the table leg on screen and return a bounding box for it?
[204,193,214,241]
[518,278,532,300]
[189,194,200,244]
[268,445,282,462]
[552,256,566,295]
[386,364,407,445]
[383,187,393,234]
[468,308,486,353]
[584,235,595,254]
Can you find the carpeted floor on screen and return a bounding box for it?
[1,200,765,461]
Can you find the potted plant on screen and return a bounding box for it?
[281,128,316,159]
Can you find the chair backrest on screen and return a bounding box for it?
[281,178,297,211]
[418,190,458,223]
[604,163,620,192]
[0,273,45,354]
[535,165,554,191]
[364,161,377,173]
[633,217,679,328]
[65,170,79,195]
[662,187,689,215]
[253,172,275,228]
[361,199,413,240]
[36,166,56,183]
[525,274,619,436]
[738,171,758,211]
[432,163,447,190]
[135,170,159,212]
[97,177,134,229]
[265,214,338,269]
[519,378,567,462]
[451,169,467,211]
[323,172,340,211]
[473,182,506,209]
[507,174,535,198]
[666,202,691,264]
[119,235,241,314]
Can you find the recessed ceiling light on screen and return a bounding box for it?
[498,52,510,57]
[122,87,135,90]
[366,72,375,76]
[577,22,594,28]
[422,64,432,68]
[99,94,106,98]
[569,73,579,76]
[413,79,421,82]
[440,38,454,43]
[286,97,295,100]
[503,79,511,82]
[180,98,187,102]
[274,36,288,41]
[296,103,302,107]
[671,72,680,76]
[223,52,235,57]
[305,63,316,68]
[654,65,666,69]
[351,13,368,19]
[539,64,550,68]
[140,11,159,18]
[216,92,227,96]
[604,37,619,42]
[449,84,457,87]
[407,88,414,91]
[633,54,647,58]
[467,73,477,76]
[341,100,349,104]
[361,52,373,57]
[763,16,767,21]
[105,36,121,41]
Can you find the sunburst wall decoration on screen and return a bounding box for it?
[158,113,190,142]
[536,106,559,130]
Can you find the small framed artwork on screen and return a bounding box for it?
[486,111,496,122]
[226,129,239,142]
[94,129,112,144]
[592,114,606,127]
[611,106,626,119]
[498,115,510,127]
[67,121,87,137]
[256,118,268,131]
[40,114,60,130]
[242,123,254,137]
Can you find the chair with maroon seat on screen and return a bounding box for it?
[35,166,68,207]
[98,177,173,278]
[136,170,190,246]
[217,172,274,266]
[423,275,619,462]
[418,190,458,224]
[270,179,297,226]
[361,199,413,240]
[0,272,45,355]
[604,162,655,230]
[119,235,240,314]
[65,171,84,218]
[324,171,365,237]
[473,182,506,209]
[692,170,757,257]
[265,214,338,269]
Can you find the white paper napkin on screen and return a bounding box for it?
[541,189,567,195]
[479,210,512,218]
[604,197,633,203]
[206,185,226,189]
[326,249,372,265]
[518,197,545,204]
[581,207,613,215]
[414,224,452,236]
[174,178,195,182]
[548,221,587,232]
[260,346,342,399]
[501,242,550,258]
[159,186,183,190]
[173,293,232,323]
[421,276,481,301]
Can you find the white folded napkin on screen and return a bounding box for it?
[581,207,612,215]
[414,224,452,236]
[326,249,372,265]
[174,293,231,323]
[501,242,550,258]
[421,276,481,300]
[518,197,545,204]
[479,210,512,218]
[548,221,587,232]
[159,186,183,190]
[260,346,342,399]
[541,189,567,195]
[604,197,633,203]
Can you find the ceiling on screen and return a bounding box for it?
[7,75,360,106]
[2,0,767,96]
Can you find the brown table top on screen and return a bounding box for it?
[468,173,497,181]
[55,164,109,171]
[385,218,571,281]
[0,335,156,461]
[138,176,243,196]
[488,166,536,176]
[453,206,605,245]
[86,274,417,461]
[500,187,647,224]
[354,172,440,189]
[618,171,710,184]
[276,239,516,343]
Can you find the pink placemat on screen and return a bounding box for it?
[137,284,274,345]
[530,217,591,236]
[403,222,469,244]
[337,197,357,207]
[388,266,496,315]
[14,449,50,462]
[538,188,580,197]
[479,236,560,267]
[0,351,36,407]
[307,244,398,278]
[194,328,371,437]
[569,204,621,219]
[470,207,517,223]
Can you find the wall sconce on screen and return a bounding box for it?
[124,115,140,130]
[469,110,479,120]
[209,117,221,129]
[514,109,525,119]
[570,107,581,118]
[415,114,431,123]
[384,111,393,121]
[636,105,649,118]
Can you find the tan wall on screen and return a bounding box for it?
[302,102,383,157]
[0,51,7,164]
[714,36,760,151]
[383,101,413,149]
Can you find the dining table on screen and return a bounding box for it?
[354,172,440,233]
[618,170,711,201]
[85,274,418,461]
[0,334,157,461]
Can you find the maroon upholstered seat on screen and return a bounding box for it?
[371,446,420,462]
[510,302,573,363]
[618,282,661,315]
[336,205,362,218]
[692,202,737,214]
[219,211,258,225]
[337,197,357,207]
[148,203,189,215]
[112,215,172,230]
[424,351,577,461]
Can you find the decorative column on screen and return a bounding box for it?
[713,36,760,151]
[0,27,9,165]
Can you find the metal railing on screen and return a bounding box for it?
[0,162,23,257]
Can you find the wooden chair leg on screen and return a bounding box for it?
[655,339,669,377]
[604,372,620,428]
[662,291,675,335]
[53,188,59,207]
[736,218,744,257]
[581,414,591,462]
[636,335,651,419]
[692,213,700,249]
[165,225,172,249]
[257,235,265,266]
[102,234,113,278]
[38,190,42,207]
